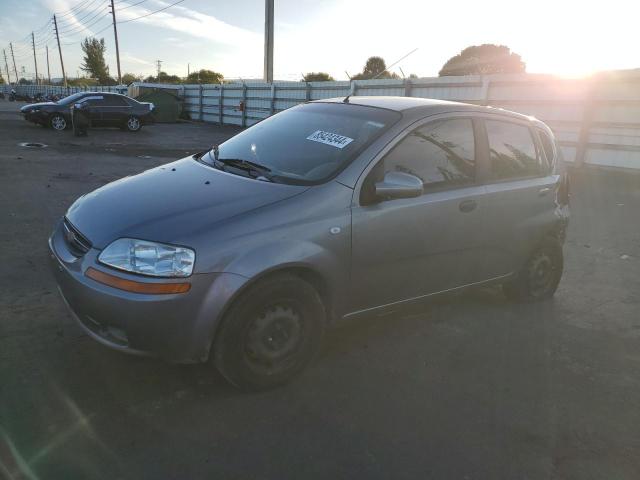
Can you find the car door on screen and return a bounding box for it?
[81,95,106,125]
[478,117,560,278]
[101,94,131,126]
[349,115,489,314]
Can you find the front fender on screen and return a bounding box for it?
[224,239,350,318]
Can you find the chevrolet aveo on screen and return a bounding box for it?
[50,97,570,391]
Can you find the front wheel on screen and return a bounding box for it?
[50,114,67,131]
[503,237,564,302]
[213,274,326,391]
[125,115,142,132]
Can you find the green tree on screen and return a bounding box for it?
[143,71,182,84]
[185,69,223,84]
[0,74,5,84]
[439,44,525,76]
[80,37,110,83]
[122,73,142,85]
[302,72,334,82]
[352,56,398,80]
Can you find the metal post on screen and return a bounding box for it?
[46,46,51,84]
[575,80,596,167]
[270,83,276,115]
[3,49,10,85]
[305,82,310,102]
[263,0,274,82]
[241,82,247,128]
[31,32,39,85]
[109,0,122,84]
[9,43,18,84]
[198,83,203,121]
[480,75,491,106]
[218,83,224,125]
[404,77,412,97]
[52,15,67,87]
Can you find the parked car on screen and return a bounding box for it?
[20,92,155,132]
[49,97,570,391]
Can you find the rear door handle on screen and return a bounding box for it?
[459,199,477,213]
[538,187,551,197]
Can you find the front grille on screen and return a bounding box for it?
[62,218,92,256]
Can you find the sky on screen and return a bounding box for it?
[0,0,638,82]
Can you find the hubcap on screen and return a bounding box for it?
[244,305,302,371]
[128,117,140,130]
[527,252,555,297]
[52,116,66,130]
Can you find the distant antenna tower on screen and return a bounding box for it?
[156,59,162,77]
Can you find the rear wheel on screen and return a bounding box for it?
[213,274,326,391]
[50,114,67,131]
[503,237,563,302]
[125,115,142,132]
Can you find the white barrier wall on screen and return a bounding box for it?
[6,71,640,170]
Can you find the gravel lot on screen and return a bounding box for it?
[1,99,639,480]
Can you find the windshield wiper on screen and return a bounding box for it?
[214,157,274,182]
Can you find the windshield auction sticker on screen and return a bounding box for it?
[306,130,354,149]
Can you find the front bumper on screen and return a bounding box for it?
[49,219,247,363]
[23,110,48,124]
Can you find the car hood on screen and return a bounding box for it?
[20,102,56,112]
[66,156,309,249]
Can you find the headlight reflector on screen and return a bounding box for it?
[98,238,195,277]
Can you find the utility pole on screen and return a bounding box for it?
[46,45,51,84]
[31,32,39,86]
[187,63,190,77]
[3,49,10,85]
[52,15,67,87]
[263,0,274,82]
[9,43,18,84]
[109,0,122,84]
[156,60,162,78]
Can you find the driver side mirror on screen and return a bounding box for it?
[374,171,423,201]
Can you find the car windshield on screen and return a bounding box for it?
[204,102,401,184]
[57,92,88,105]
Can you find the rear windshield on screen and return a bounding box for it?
[205,102,401,185]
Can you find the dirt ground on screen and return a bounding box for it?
[1,100,639,480]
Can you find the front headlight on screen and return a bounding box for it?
[98,238,195,277]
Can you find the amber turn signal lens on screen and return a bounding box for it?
[85,267,191,294]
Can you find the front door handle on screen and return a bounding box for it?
[538,187,551,197]
[459,199,477,213]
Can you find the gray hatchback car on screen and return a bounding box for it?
[50,97,570,390]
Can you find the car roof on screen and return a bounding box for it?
[313,96,538,124]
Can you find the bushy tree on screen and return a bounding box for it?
[185,69,223,84]
[439,44,525,76]
[122,73,142,85]
[143,71,182,84]
[80,37,110,83]
[302,72,334,82]
[352,56,398,80]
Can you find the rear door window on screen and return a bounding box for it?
[486,120,543,179]
[383,118,476,190]
[103,95,129,106]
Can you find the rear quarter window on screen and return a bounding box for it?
[486,120,545,179]
[537,129,556,172]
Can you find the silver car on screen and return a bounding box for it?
[49,97,570,390]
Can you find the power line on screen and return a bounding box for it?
[117,0,149,11]
[57,0,104,17]
[118,0,186,23]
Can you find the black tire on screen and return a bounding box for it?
[125,115,142,132]
[503,237,563,302]
[213,273,326,391]
[50,114,67,131]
